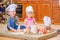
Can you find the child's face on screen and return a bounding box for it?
[9,11,16,17]
[27,11,33,18]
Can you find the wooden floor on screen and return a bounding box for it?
[0,36,21,40]
[0,23,60,40]
[47,34,60,40]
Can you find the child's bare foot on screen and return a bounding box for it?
[24,32,29,34]
[24,30,30,34]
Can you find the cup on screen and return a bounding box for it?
[30,25,38,34]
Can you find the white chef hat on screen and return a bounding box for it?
[26,6,33,14]
[6,4,17,12]
[43,16,51,26]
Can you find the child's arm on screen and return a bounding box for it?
[16,16,21,30]
[16,16,21,25]
[33,18,37,24]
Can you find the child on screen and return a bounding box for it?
[43,16,54,34]
[24,6,36,34]
[6,4,25,32]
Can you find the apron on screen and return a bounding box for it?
[7,17,18,30]
[7,17,26,30]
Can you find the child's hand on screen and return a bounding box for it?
[24,28,30,34]
[42,29,47,34]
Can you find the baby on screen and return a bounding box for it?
[43,16,54,34]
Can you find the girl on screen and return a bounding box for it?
[24,6,37,34]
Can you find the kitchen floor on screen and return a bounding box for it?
[0,36,22,40]
[47,34,60,40]
[0,23,60,40]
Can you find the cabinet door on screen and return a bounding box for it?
[12,0,17,3]
[23,2,38,21]
[37,2,52,23]
[27,0,39,1]
[52,0,60,24]
[21,0,27,1]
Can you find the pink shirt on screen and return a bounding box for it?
[24,17,35,28]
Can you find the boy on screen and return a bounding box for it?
[6,4,20,32]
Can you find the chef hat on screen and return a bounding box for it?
[43,16,51,26]
[26,6,33,14]
[6,4,17,12]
